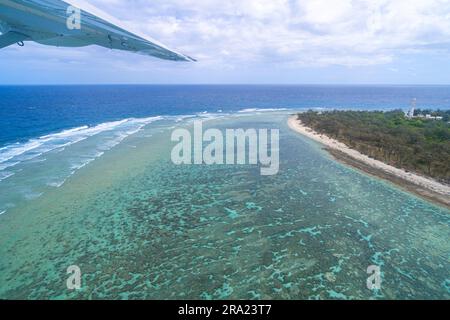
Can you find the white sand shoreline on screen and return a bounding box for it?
[288,115,450,202]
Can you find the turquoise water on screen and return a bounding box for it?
[0,112,449,299]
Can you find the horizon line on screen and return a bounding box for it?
[1,83,450,86]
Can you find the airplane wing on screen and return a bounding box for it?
[0,0,195,61]
[0,31,28,48]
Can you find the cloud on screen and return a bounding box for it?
[81,0,450,68]
[2,0,450,83]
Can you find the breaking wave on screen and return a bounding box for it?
[0,116,162,173]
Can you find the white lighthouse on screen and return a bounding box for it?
[407,98,416,118]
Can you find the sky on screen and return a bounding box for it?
[1,0,450,84]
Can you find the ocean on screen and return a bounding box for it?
[2,85,450,146]
[0,85,449,299]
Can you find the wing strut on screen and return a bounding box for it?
[0,31,29,49]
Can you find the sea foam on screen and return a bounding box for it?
[238,108,288,113]
[0,116,162,173]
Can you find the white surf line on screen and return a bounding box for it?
[0,116,164,172]
[238,108,289,113]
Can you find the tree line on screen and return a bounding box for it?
[297,110,450,184]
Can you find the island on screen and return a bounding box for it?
[288,110,450,209]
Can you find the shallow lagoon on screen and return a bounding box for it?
[0,113,448,299]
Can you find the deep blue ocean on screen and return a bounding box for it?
[1,85,450,146]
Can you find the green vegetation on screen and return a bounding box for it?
[298,110,450,184]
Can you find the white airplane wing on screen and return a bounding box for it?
[0,0,195,61]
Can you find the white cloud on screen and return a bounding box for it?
[4,0,450,73]
[88,0,450,68]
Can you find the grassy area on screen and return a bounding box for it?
[297,110,450,184]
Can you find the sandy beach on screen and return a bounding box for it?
[288,115,450,209]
